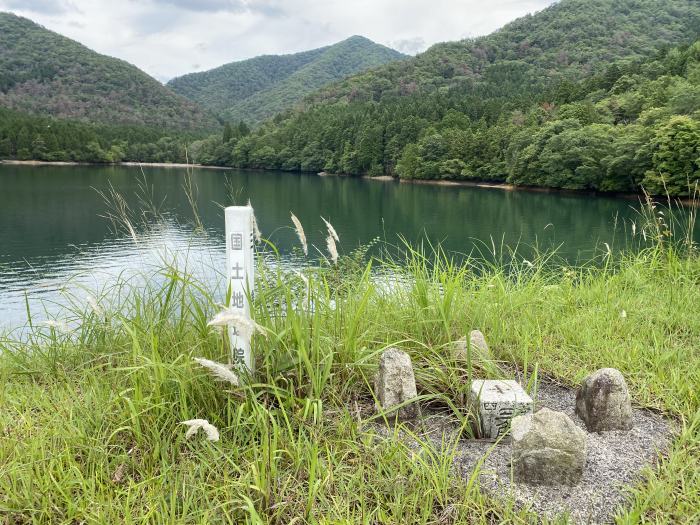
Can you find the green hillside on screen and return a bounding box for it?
[167,36,406,124]
[0,12,218,132]
[307,0,700,105]
[195,0,700,196]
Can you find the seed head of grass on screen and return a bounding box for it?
[290,212,308,256]
[326,235,338,265]
[181,419,220,442]
[207,307,268,339]
[322,217,339,242]
[248,199,262,243]
[193,357,239,386]
[41,319,69,333]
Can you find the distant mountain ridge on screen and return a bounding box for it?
[0,12,219,131]
[167,36,407,124]
[189,0,700,198]
[305,0,700,106]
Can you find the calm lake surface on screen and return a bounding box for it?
[0,164,683,329]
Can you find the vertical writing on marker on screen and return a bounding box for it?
[225,207,255,372]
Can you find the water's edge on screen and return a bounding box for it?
[6,159,696,205]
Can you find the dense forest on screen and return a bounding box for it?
[0,12,218,131]
[189,0,700,196]
[0,107,202,164]
[168,36,406,125]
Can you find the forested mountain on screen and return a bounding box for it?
[167,36,406,124]
[191,0,700,196]
[306,0,700,106]
[0,12,218,131]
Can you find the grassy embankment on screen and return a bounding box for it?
[0,198,699,524]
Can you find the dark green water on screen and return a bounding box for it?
[0,164,677,328]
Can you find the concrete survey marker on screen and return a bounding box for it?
[225,206,255,372]
[470,379,533,438]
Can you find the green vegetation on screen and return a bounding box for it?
[0,12,218,131]
[194,0,700,195]
[0,107,200,163]
[1,198,699,523]
[307,0,700,106]
[167,36,406,125]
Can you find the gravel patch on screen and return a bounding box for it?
[375,380,674,524]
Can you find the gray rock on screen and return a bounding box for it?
[374,348,418,420]
[511,408,587,486]
[453,330,492,361]
[470,330,490,356]
[575,368,633,432]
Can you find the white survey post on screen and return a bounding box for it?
[225,205,255,372]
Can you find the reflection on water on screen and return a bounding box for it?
[0,164,689,329]
[0,223,222,329]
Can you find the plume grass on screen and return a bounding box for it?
[193,357,239,386]
[322,217,339,242]
[181,419,220,441]
[290,212,308,255]
[326,234,338,264]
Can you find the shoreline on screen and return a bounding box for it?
[345,171,646,201]
[3,160,694,205]
[0,160,232,170]
[329,172,694,205]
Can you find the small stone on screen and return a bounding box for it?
[470,380,532,438]
[453,337,468,360]
[575,368,633,432]
[453,330,492,361]
[469,330,490,356]
[511,408,587,486]
[374,348,418,420]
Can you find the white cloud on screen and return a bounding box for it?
[0,0,556,82]
[391,37,427,55]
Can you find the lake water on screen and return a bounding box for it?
[0,164,679,329]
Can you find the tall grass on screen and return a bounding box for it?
[0,193,699,523]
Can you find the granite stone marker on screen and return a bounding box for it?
[375,348,418,420]
[511,408,587,485]
[575,368,633,432]
[470,379,533,438]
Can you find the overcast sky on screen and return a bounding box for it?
[1,0,557,82]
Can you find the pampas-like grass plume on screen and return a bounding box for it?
[326,235,338,265]
[86,294,103,316]
[207,307,268,339]
[290,212,308,256]
[41,319,69,332]
[322,217,339,242]
[193,357,239,386]
[248,200,262,243]
[181,419,220,442]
